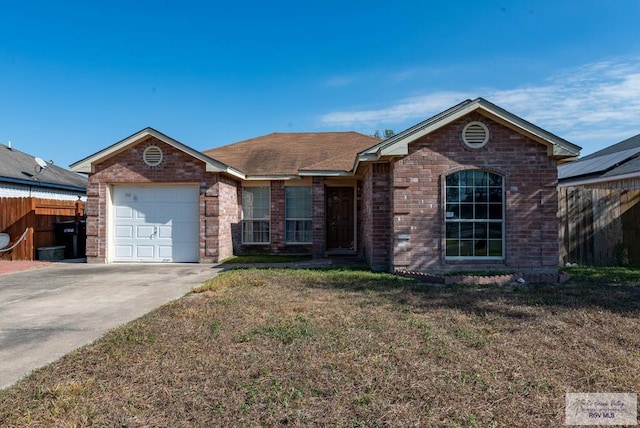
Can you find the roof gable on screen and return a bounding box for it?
[0,144,87,191]
[70,127,244,178]
[358,98,581,163]
[204,132,379,178]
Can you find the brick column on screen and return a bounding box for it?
[312,177,325,258]
[271,180,285,251]
[369,163,391,271]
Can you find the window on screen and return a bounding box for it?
[242,187,270,243]
[285,186,312,243]
[445,170,503,258]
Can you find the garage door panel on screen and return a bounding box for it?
[112,186,199,262]
[171,187,199,203]
[136,225,155,239]
[172,221,198,239]
[115,246,133,258]
[115,206,134,219]
[176,204,198,218]
[135,245,155,259]
[157,225,172,239]
[157,245,173,259]
[115,225,133,239]
[170,243,198,262]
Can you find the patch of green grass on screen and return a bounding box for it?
[218,254,312,264]
[452,327,489,348]
[250,314,314,345]
[562,265,640,284]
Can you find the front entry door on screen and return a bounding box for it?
[326,187,354,251]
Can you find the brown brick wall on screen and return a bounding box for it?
[389,113,559,273]
[312,177,326,258]
[361,163,392,271]
[216,175,241,261]
[85,136,239,263]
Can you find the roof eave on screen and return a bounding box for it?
[70,127,242,177]
[559,171,640,187]
[298,170,353,177]
[356,98,581,162]
[244,175,301,181]
[474,105,581,158]
[0,176,87,193]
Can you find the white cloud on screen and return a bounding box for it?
[320,91,468,127]
[320,57,640,153]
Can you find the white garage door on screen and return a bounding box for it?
[112,185,199,262]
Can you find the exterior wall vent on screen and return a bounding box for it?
[462,121,490,149]
[143,145,164,167]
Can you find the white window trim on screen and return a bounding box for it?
[285,185,312,244]
[241,186,271,244]
[444,170,505,261]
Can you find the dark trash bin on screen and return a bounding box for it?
[54,220,86,259]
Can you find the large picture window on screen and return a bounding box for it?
[285,186,312,243]
[445,170,503,258]
[242,187,270,243]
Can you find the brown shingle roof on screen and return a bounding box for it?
[203,132,379,176]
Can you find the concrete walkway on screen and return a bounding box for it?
[0,263,221,390]
[0,260,51,276]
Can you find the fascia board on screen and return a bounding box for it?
[368,99,580,160]
[475,105,581,157]
[244,175,301,180]
[298,170,353,177]
[377,103,479,157]
[70,128,245,177]
[0,177,86,192]
[558,171,640,188]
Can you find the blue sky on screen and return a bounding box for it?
[1,1,639,169]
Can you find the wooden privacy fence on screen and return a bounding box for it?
[0,197,83,261]
[558,187,640,266]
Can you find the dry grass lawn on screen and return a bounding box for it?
[1,268,639,427]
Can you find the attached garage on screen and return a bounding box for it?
[111,185,199,262]
[71,128,245,264]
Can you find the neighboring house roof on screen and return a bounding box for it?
[0,143,87,192]
[357,97,581,168]
[204,132,380,178]
[558,133,640,186]
[70,127,245,178]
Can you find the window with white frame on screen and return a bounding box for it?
[285,186,312,243]
[445,170,504,258]
[242,186,270,243]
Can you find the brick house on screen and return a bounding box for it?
[71,98,580,273]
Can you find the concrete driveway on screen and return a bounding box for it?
[0,263,221,389]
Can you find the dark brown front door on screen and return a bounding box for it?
[326,187,354,250]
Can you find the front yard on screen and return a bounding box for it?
[1,267,639,427]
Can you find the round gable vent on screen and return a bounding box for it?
[143,145,164,167]
[462,121,489,149]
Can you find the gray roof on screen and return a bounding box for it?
[558,133,640,183]
[0,144,87,192]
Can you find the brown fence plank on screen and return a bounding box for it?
[0,197,78,260]
[558,187,638,266]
